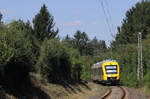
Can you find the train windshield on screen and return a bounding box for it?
[105,65,117,74]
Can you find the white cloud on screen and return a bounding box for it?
[57,20,83,27]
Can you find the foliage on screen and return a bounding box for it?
[111,34,150,88]
[64,32,107,56]
[0,30,14,76]
[80,56,93,80]
[112,1,150,47]
[109,1,150,88]
[33,4,58,42]
[1,2,150,97]
[0,20,37,93]
[0,12,2,22]
[37,39,72,83]
[114,44,138,87]
[6,20,36,67]
[72,30,89,55]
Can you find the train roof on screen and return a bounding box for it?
[99,59,116,63]
[92,59,117,69]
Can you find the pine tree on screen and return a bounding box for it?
[73,30,89,55]
[64,34,72,45]
[90,37,99,55]
[33,4,58,42]
[113,1,150,46]
[0,12,2,22]
[99,40,107,53]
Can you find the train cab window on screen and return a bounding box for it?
[105,65,117,74]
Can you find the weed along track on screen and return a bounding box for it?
[99,86,127,99]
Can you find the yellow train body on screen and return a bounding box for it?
[91,60,120,83]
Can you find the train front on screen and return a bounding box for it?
[102,61,120,84]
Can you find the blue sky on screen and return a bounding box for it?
[0,0,141,45]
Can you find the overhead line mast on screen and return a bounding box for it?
[137,32,143,80]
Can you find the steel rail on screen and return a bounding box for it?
[99,86,126,99]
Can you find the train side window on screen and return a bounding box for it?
[99,67,102,79]
[94,68,96,76]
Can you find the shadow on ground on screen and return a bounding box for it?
[0,62,51,99]
[60,80,91,94]
[1,79,51,99]
[93,80,121,86]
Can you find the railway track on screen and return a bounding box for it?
[100,86,127,99]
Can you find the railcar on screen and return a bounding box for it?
[91,60,120,84]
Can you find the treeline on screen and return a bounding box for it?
[1,1,149,95]
[0,4,108,91]
[110,1,150,88]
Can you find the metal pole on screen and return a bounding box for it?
[137,32,140,80]
[110,47,112,59]
[137,32,143,80]
[140,33,143,78]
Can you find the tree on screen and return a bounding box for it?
[33,4,59,42]
[89,37,107,56]
[0,20,36,89]
[90,37,100,55]
[63,34,72,45]
[37,39,72,83]
[73,30,89,55]
[99,40,107,53]
[0,12,2,22]
[0,13,4,31]
[113,1,150,46]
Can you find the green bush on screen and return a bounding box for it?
[0,20,36,87]
[37,39,72,83]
